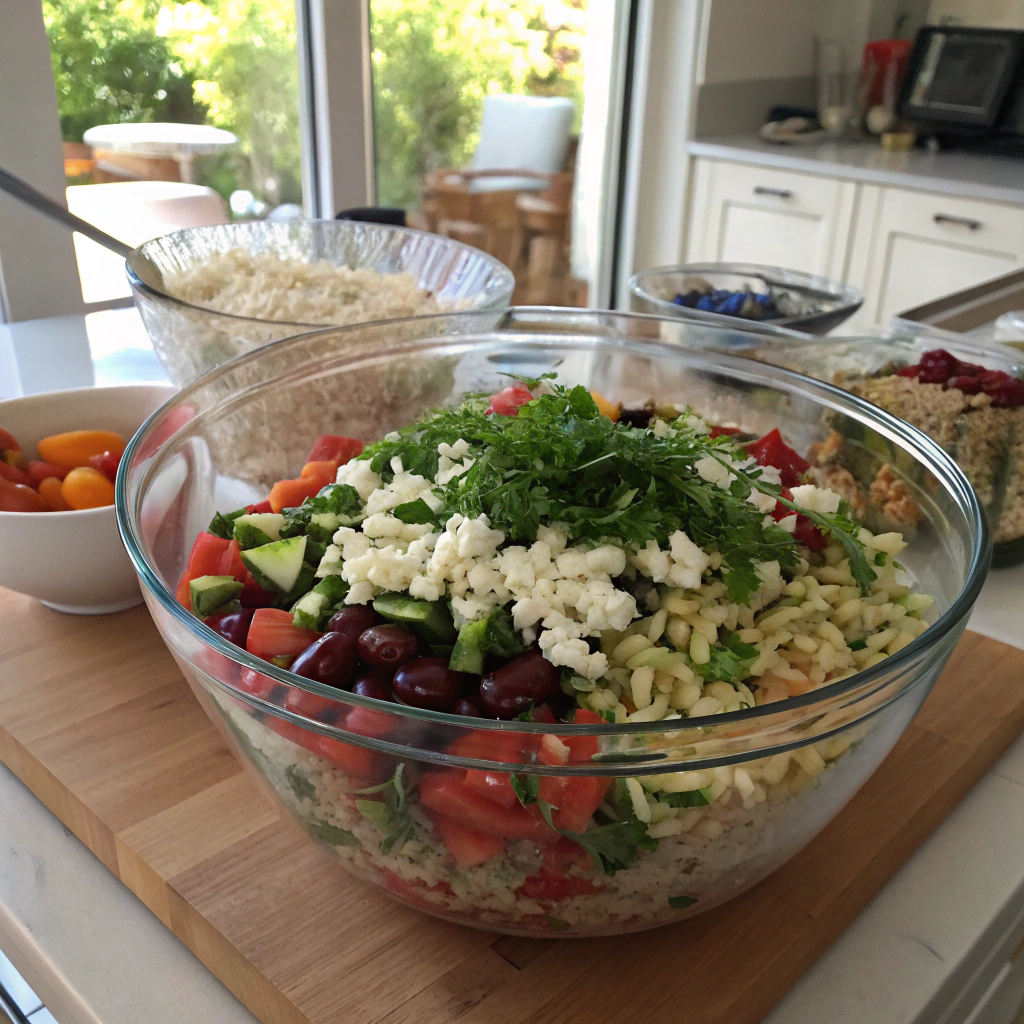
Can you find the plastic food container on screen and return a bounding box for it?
[734,334,1024,568]
[629,263,862,336]
[126,219,515,387]
[117,309,987,937]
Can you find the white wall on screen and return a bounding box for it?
[0,1,83,321]
[927,0,1024,27]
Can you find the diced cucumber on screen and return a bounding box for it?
[372,594,456,643]
[241,535,307,595]
[234,512,285,541]
[291,576,350,630]
[274,562,317,609]
[449,616,490,674]
[190,575,243,618]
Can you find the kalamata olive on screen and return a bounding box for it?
[619,407,653,429]
[325,605,381,642]
[351,669,395,702]
[393,657,467,711]
[452,695,484,717]
[479,650,559,719]
[357,623,419,669]
[290,631,360,688]
[206,608,254,647]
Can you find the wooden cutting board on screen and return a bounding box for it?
[2,586,1024,1024]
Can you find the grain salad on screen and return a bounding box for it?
[182,377,936,933]
[164,248,443,325]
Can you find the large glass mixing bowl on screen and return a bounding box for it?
[117,309,988,937]
[126,219,515,387]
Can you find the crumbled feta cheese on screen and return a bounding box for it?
[335,458,381,500]
[789,484,841,516]
[694,455,734,490]
[651,418,676,439]
[683,414,709,435]
[747,488,777,515]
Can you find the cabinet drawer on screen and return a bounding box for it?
[880,187,1024,258]
[687,158,857,279]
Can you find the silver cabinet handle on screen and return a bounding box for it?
[753,186,794,199]
[934,213,982,230]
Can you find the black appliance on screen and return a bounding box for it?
[898,25,1024,152]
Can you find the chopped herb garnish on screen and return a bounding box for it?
[285,764,317,803]
[668,895,697,909]
[208,506,248,539]
[692,632,759,683]
[663,787,713,808]
[546,915,571,931]
[308,820,360,847]
[509,773,558,829]
[280,483,364,539]
[355,764,415,854]
[558,817,659,875]
[848,638,868,650]
[874,550,888,566]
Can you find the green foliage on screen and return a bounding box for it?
[43,0,205,142]
[370,0,587,208]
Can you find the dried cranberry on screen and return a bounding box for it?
[955,361,985,377]
[896,364,920,377]
[946,375,983,395]
[987,375,1024,408]
[916,349,961,385]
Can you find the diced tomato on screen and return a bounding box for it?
[344,706,397,741]
[25,460,68,487]
[426,809,506,868]
[238,667,278,701]
[447,727,539,766]
[770,488,827,551]
[175,532,232,608]
[0,461,30,486]
[744,427,809,488]
[283,685,341,722]
[245,500,273,514]
[419,772,558,843]
[709,425,741,438]
[516,873,605,901]
[268,460,336,513]
[463,770,521,808]
[542,836,594,876]
[305,731,393,784]
[306,434,364,467]
[486,386,533,417]
[246,608,322,663]
[218,539,274,608]
[87,450,122,483]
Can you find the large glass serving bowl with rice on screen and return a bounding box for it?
[117,309,987,937]
[126,220,515,387]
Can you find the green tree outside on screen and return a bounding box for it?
[44,0,586,213]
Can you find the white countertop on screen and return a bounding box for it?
[1,309,1024,1024]
[689,135,1024,207]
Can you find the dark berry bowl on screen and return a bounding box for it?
[629,263,863,336]
[116,308,985,936]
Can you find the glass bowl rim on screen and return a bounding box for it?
[124,218,517,329]
[116,306,991,741]
[629,262,864,328]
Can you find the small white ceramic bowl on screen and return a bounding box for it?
[0,383,176,614]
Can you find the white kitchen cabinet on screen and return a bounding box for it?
[846,185,1024,330]
[686,159,858,280]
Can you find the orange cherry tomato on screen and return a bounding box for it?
[590,389,621,422]
[0,461,30,486]
[61,466,116,509]
[38,476,72,511]
[25,460,68,487]
[0,427,26,469]
[0,477,47,512]
[37,430,125,471]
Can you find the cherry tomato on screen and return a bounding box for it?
[0,428,26,469]
[0,477,47,512]
[25,460,68,487]
[87,450,122,482]
[516,873,605,901]
[425,809,505,868]
[0,461,30,486]
[61,466,116,509]
[38,476,72,511]
[37,430,125,471]
[246,608,322,664]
